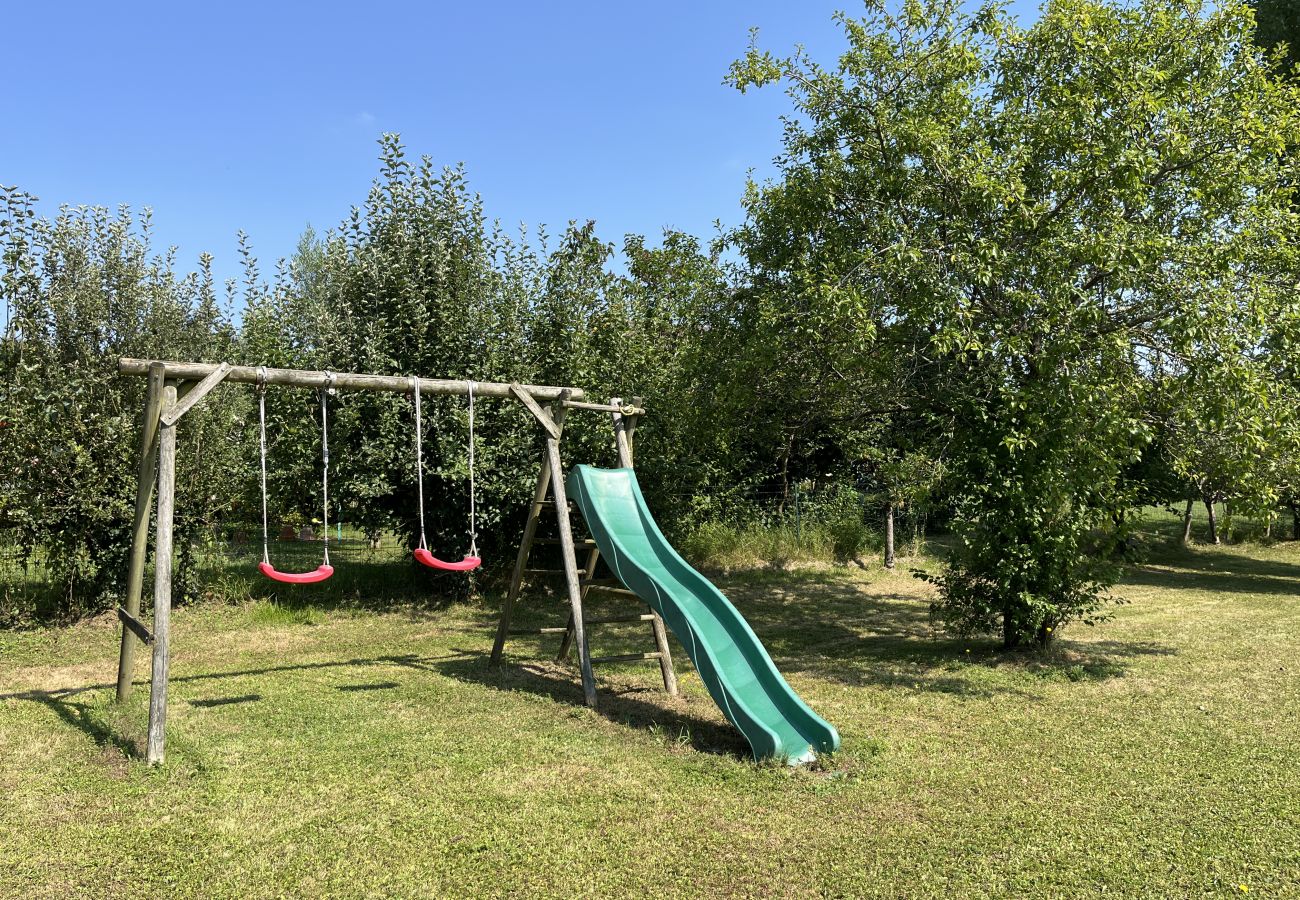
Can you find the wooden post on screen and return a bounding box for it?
[146,384,178,765]
[626,396,642,461]
[491,402,571,666]
[542,394,598,709]
[611,397,633,468]
[116,363,166,702]
[609,398,678,696]
[556,547,601,661]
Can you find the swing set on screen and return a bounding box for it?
[253,369,482,583]
[112,358,666,764]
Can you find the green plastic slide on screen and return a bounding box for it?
[566,465,841,764]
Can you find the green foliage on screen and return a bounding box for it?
[0,187,249,619]
[0,140,742,620]
[251,136,739,562]
[729,0,1300,647]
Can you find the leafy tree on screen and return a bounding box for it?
[729,0,1300,647]
[0,187,247,619]
[266,136,736,563]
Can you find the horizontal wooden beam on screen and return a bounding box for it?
[560,400,646,415]
[118,359,586,402]
[589,614,657,625]
[510,614,657,637]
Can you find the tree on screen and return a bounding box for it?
[269,136,740,560]
[729,0,1300,648]
[0,187,247,620]
[1254,0,1300,74]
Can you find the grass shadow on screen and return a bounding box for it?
[718,574,1172,697]
[335,681,399,692]
[1123,544,1300,597]
[2,653,476,759]
[428,651,750,759]
[30,694,143,759]
[189,694,262,707]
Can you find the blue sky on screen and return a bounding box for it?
[5,1,1038,286]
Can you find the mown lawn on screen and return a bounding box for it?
[1,538,1298,898]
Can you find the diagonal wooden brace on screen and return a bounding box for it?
[510,383,563,440]
[161,362,231,427]
[116,606,154,645]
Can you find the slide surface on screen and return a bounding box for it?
[567,465,840,763]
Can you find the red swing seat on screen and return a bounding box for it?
[259,561,335,584]
[413,549,481,572]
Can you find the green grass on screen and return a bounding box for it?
[1,539,1299,897]
[679,517,890,569]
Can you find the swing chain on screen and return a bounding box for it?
[410,375,478,561]
[468,380,478,558]
[257,366,270,565]
[411,376,428,552]
[320,372,334,565]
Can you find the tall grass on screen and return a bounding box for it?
[679,518,881,569]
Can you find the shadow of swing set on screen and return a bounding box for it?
[113,358,840,767]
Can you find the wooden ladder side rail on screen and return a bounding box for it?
[490,399,570,667]
[538,393,598,708]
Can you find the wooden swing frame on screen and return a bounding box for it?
[114,358,676,764]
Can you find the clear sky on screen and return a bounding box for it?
[4,1,1039,286]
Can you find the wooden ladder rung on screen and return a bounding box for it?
[588,614,656,625]
[509,614,655,638]
[580,578,639,598]
[590,652,662,664]
[534,537,598,548]
[592,587,639,598]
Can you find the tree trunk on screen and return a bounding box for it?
[884,504,896,569]
[1180,498,1194,545]
[1291,502,1300,541]
[1204,498,1219,545]
[1002,612,1018,650]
